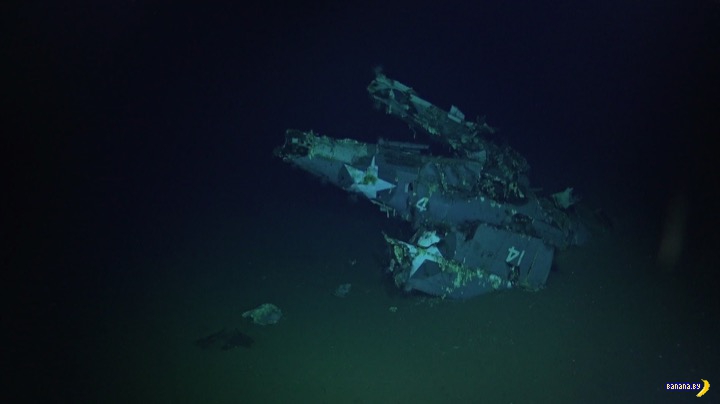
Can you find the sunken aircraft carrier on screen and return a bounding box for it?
[275,72,590,299]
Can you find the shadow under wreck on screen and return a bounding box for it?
[194,328,254,350]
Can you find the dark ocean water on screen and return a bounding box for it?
[6,1,718,403]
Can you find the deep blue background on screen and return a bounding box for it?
[5,1,719,400]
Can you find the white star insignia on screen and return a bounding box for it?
[344,156,395,199]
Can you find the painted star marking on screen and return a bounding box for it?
[344,156,396,199]
[401,242,443,278]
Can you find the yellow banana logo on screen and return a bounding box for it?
[697,379,710,397]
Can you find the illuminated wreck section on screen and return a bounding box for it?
[275,73,588,299]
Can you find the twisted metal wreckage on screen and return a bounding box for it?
[275,72,591,299]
